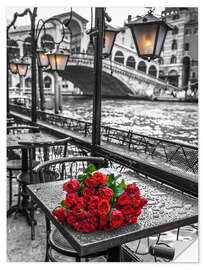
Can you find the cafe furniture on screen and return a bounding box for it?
[28,160,198,262]
[7,125,40,209]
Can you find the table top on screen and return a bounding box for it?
[7,132,57,149]
[27,169,198,257]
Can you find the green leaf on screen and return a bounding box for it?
[114,188,125,198]
[60,200,70,210]
[83,164,96,174]
[107,174,114,184]
[117,179,126,189]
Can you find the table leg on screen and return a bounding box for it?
[107,246,121,262]
[22,148,28,172]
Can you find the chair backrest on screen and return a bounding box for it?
[33,156,106,183]
[7,125,40,135]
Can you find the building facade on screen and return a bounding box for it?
[159,7,198,89]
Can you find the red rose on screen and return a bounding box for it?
[75,221,96,232]
[110,209,123,228]
[125,214,138,224]
[63,179,79,192]
[77,211,88,220]
[89,195,100,208]
[140,198,148,207]
[67,214,77,226]
[84,177,97,188]
[97,200,110,215]
[99,215,108,227]
[71,206,81,216]
[64,192,78,207]
[125,183,140,195]
[121,204,136,215]
[83,188,95,199]
[89,216,98,228]
[52,208,66,224]
[93,172,107,186]
[97,186,114,201]
[130,198,140,208]
[87,206,98,216]
[74,197,86,210]
[118,192,129,205]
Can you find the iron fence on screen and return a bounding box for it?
[10,104,198,176]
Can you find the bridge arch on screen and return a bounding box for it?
[126,56,136,69]
[148,65,157,77]
[137,61,147,73]
[114,51,124,64]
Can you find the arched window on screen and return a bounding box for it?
[159,57,164,65]
[172,40,177,50]
[192,72,196,79]
[148,65,157,77]
[137,61,147,73]
[23,36,32,56]
[172,26,179,35]
[170,55,177,64]
[86,41,94,55]
[126,56,136,68]
[41,34,54,50]
[168,70,179,86]
[44,76,52,89]
[7,39,20,60]
[114,51,124,64]
[184,43,190,51]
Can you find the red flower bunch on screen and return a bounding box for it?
[52,164,147,233]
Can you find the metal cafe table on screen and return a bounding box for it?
[27,169,198,262]
[7,131,56,221]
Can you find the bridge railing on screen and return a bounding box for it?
[69,53,180,91]
[10,103,198,176]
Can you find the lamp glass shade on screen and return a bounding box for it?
[126,13,172,61]
[18,64,29,77]
[37,51,49,67]
[155,24,167,56]
[103,30,117,57]
[131,24,158,56]
[48,53,69,71]
[10,63,18,74]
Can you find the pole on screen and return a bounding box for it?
[38,66,45,111]
[30,8,38,124]
[54,71,59,114]
[7,33,10,116]
[92,7,105,150]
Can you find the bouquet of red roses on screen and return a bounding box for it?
[52,164,148,232]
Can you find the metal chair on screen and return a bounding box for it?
[7,125,40,210]
[16,138,71,231]
[33,156,110,262]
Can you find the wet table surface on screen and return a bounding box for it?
[7,132,57,149]
[27,168,198,257]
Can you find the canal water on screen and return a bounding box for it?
[61,97,198,146]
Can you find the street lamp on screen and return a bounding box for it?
[47,50,70,71]
[89,24,120,59]
[126,10,172,61]
[37,49,49,68]
[9,59,29,77]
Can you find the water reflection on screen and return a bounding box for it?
[61,98,198,145]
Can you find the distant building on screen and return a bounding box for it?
[159,7,198,89]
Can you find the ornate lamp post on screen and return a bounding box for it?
[47,50,70,71]
[90,7,172,154]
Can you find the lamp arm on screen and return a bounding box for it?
[7,8,32,34]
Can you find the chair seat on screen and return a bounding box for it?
[49,227,110,259]
[7,160,39,171]
[49,228,77,255]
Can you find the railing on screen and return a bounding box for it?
[69,53,180,91]
[10,104,198,176]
